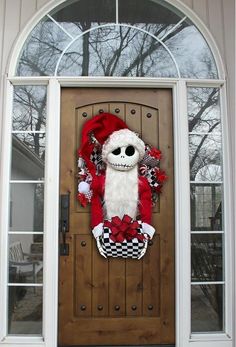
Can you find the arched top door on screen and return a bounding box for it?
[15,0,219,79]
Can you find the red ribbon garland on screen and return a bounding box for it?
[104,215,145,243]
[77,193,88,207]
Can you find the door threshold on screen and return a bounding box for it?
[59,345,175,347]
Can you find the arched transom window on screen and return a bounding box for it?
[16,0,218,78]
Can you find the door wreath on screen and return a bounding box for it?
[77,113,167,259]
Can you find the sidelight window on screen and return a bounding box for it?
[188,87,225,333]
[7,85,46,335]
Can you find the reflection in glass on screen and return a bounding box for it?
[51,0,116,37]
[165,25,218,79]
[10,183,44,232]
[15,0,219,79]
[11,134,45,180]
[8,286,42,335]
[16,17,71,76]
[13,86,47,132]
[9,234,43,284]
[189,134,222,181]
[190,184,222,231]
[191,234,223,282]
[188,88,220,133]
[57,25,178,77]
[191,284,223,332]
[13,133,45,160]
[119,0,184,39]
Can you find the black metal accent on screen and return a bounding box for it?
[59,194,70,256]
[148,304,153,310]
[114,305,120,311]
[99,109,104,113]
[131,109,136,114]
[147,112,152,118]
[82,112,87,117]
[97,305,103,311]
[131,305,137,311]
[60,242,69,256]
[115,108,120,113]
[81,241,86,247]
[148,239,153,246]
[80,305,86,311]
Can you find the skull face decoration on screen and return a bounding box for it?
[77,113,167,259]
[102,128,145,170]
[106,145,139,171]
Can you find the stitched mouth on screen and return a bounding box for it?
[108,162,134,169]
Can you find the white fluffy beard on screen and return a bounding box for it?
[104,165,139,220]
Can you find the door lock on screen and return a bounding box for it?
[59,193,70,256]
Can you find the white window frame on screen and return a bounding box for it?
[0,1,234,347]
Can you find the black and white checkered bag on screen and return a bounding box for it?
[100,224,146,259]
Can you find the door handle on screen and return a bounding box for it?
[59,193,70,256]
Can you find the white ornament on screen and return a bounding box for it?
[78,181,90,194]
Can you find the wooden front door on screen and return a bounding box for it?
[59,88,174,346]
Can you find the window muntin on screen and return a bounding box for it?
[57,25,178,76]
[188,87,225,333]
[7,85,46,336]
[164,24,218,79]
[16,17,71,76]
[15,0,218,78]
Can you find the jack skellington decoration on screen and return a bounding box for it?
[77,113,167,259]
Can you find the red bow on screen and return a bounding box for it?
[148,148,162,160]
[104,215,144,243]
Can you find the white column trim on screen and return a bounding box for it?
[174,80,191,346]
[0,80,13,341]
[42,78,60,347]
[7,76,226,87]
[220,83,234,339]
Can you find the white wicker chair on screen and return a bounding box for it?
[9,241,43,284]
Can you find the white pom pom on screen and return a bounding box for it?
[78,157,85,168]
[78,181,90,194]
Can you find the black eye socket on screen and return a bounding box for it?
[112,147,121,155]
[125,145,135,156]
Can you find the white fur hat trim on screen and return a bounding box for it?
[102,129,145,161]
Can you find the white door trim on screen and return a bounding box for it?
[0,76,233,347]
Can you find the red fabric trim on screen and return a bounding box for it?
[91,174,152,228]
[91,175,105,228]
[138,176,152,224]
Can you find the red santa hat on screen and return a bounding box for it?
[79,113,145,174]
